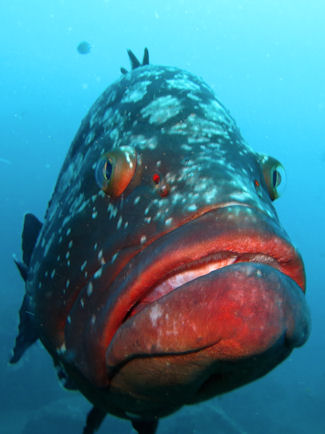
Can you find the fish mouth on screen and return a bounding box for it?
[125,251,286,318]
[65,204,310,392]
[103,204,308,361]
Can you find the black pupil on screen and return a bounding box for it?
[273,169,281,188]
[104,159,113,180]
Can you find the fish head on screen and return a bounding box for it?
[30,65,309,417]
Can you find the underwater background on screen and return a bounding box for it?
[1,0,324,433]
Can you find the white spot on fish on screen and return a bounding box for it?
[111,252,118,263]
[122,80,152,103]
[92,208,98,219]
[57,343,66,354]
[107,203,118,219]
[87,282,93,296]
[149,304,163,327]
[187,203,197,211]
[141,95,182,125]
[94,268,103,279]
[44,233,55,256]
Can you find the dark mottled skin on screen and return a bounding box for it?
[11,51,310,433]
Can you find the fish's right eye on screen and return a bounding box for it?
[257,154,286,201]
[95,147,137,197]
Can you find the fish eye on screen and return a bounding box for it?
[258,154,286,201]
[95,146,137,197]
[102,158,113,181]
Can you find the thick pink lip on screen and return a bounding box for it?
[106,261,309,369]
[105,205,305,329]
[65,204,306,386]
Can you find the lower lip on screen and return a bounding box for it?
[106,261,310,372]
[128,252,280,318]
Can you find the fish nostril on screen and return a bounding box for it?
[159,182,170,197]
[151,172,170,197]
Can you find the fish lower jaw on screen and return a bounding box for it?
[127,252,280,318]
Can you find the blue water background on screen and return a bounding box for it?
[1,0,324,432]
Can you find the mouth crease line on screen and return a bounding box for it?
[107,339,223,380]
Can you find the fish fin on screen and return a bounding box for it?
[131,419,159,434]
[121,48,150,74]
[13,213,42,282]
[142,47,149,65]
[13,257,28,281]
[83,406,106,434]
[127,49,141,69]
[21,213,42,266]
[10,213,42,362]
[10,294,38,364]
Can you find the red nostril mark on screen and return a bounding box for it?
[159,183,170,197]
[153,173,160,184]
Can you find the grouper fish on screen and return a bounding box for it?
[11,49,310,433]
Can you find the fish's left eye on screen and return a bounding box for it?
[95,146,137,197]
[258,154,286,201]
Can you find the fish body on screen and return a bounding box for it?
[12,50,310,433]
